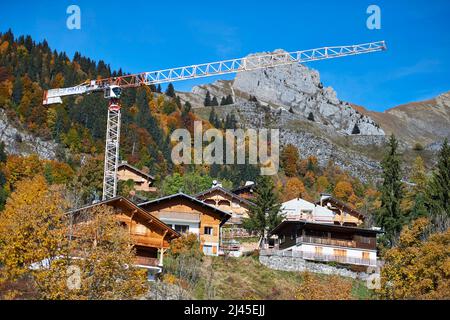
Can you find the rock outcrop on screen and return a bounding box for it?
[0,109,59,159]
[190,51,384,136]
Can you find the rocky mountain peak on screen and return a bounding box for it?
[231,52,384,135]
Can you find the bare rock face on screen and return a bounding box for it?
[0,109,59,159]
[232,53,384,136]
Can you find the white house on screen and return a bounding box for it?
[281,197,335,224]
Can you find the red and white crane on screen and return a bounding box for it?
[43,41,387,200]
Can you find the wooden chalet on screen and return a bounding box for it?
[195,185,254,226]
[316,193,366,226]
[139,193,231,256]
[68,196,179,277]
[117,162,157,193]
[231,181,256,201]
[267,220,382,267]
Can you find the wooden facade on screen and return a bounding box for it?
[117,162,157,193]
[139,193,231,256]
[69,197,179,271]
[195,186,254,225]
[316,194,365,226]
[232,182,256,201]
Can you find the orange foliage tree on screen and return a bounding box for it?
[281,144,299,177]
[283,177,306,202]
[379,218,450,299]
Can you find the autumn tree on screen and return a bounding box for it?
[296,272,354,300]
[379,218,450,299]
[0,176,148,299]
[334,181,354,203]
[0,176,69,299]
[164,234,203,299]
[242,176,283,240]
[281,144,299,177]
[377,135,404,246]
[283,177,306,202]
[68,205,148,299]
[316,176,330,194]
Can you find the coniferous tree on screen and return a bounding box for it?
[352,123,361,135]
[165,83,176,98]
[220,96,226,106]
[204,91,212,106]
[242,176,283,240]
[225,94,234,105]
[377,135,404,246]
[12,76,23,105]
[211,96,219,106]
[307,112,315,122]
[426,138,450,230]
[156,84,162,93]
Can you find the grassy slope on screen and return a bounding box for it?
[193,256,374,300]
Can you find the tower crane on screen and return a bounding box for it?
[43,41,386,200]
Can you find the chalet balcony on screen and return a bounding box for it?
[260,249,376,267]
[134,256,160,267]
[296,235,357,248]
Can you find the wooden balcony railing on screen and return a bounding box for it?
[134,256,160,267]
[260,249,376,267]
[297,236,357,248]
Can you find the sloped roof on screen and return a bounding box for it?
[195,186,255,206]
[269,220,383,237]
[68,196,179,239]
[118,163,155,181]
[316,195,366,218]
[138,192,232,226]
[231,182,256,195]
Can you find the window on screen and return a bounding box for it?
[204,227,213,235]
[174,225,189,233]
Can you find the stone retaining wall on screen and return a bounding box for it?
[259,255,370,280]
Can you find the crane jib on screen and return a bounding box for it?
[39,40,387,200]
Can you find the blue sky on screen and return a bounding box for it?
[1,0,449,111]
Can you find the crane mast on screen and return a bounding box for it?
[43,41,387,200]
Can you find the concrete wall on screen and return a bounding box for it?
[298,244,377,261]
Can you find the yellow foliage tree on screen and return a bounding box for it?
[67,205,148,299]
[4,154,44,191]
[379,218,450,299]
[334,181,354,202]
[0,176,148,299]
[316,176,330,194]
[0,175,69,299]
